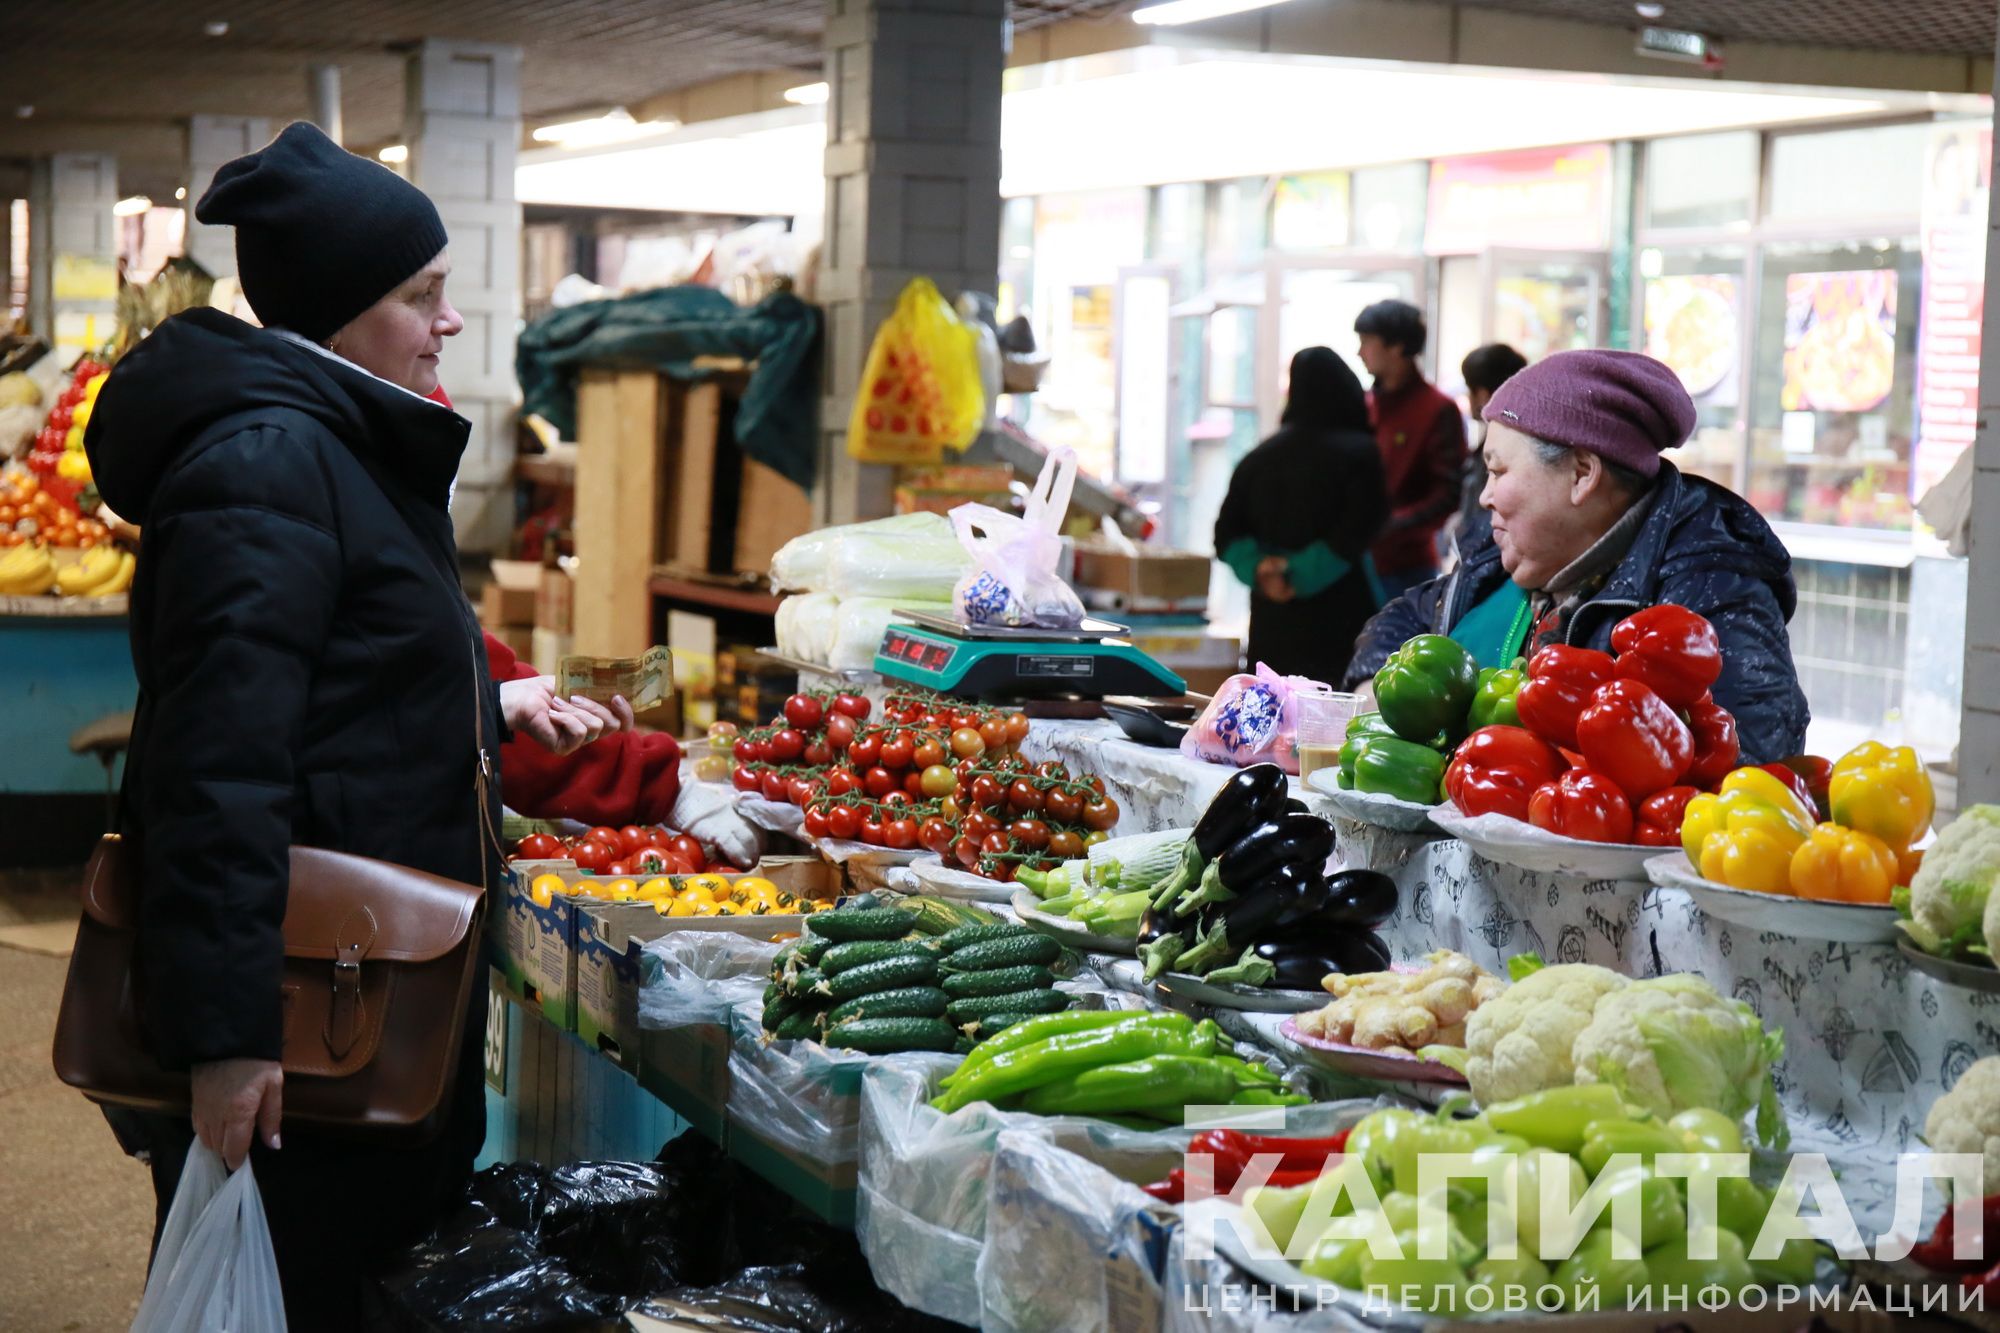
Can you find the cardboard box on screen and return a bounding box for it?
[536,564,573,635]
[639,1022,731,1143]
[732,456,812,577]
[494,859,582,1031]
[482,558,542,627]
[487,624,534,660]
[893,464,1015,518]
[530,628,571,678]
[1072,542,1213,614]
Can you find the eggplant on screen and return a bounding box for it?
[1146,763,1291,913]
[1251,927,1392,990]
[1318,870,1397,929]
[1138,903,1200,980]
[1174,811,1335,917]
[1172,862,1328,977]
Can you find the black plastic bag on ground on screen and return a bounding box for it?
[642,1261,965,1333]
[366,1200,627,1333]
[539,1151,731,1293]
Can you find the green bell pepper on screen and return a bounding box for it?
[1360,1232,1472,1313]
[1468,665,1526,731]
[1374,634,1481,745]
[1345,1107,1424,1195]
[1643,1229,1757,1308]
[1340,733,1449,805]
[1390,1117,1481,1196]
[1471,1252,1552,1297]
[1484,1084,1633,1155]
[1554,1230,1650,1310]
[1668,1108,1746,1155]
[1748,1237,1821,1287]
[1578,1117,1692,1177]
[1587,1162,1687,1252]
[1300,1234,1368,1287]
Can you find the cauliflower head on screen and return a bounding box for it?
[1925,1056,2000,1195]
[1572,974,1784,1134]
[1911,805,2000,955]
[1463,963,1628,1105]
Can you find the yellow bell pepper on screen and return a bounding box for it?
[1680,767,1815,864]
[1788,822,1897,904]
[1829,742,1933,850]
[1699,826,1799,895]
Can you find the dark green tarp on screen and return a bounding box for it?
[516,285,822,490]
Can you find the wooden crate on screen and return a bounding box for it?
[572,368,809,656]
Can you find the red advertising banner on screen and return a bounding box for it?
[1914,121,1991,500]
[1424,143,1612,255]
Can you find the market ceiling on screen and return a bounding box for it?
[0,0,1991,201]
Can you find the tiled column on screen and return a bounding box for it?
[816,0,1006,524]
[27,153,117,357]
[404,38,523,554]
[185,115,271,280]
[1959,22,2000,804]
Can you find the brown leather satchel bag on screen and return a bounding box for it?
[52,835,487,1142]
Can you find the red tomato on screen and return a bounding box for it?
[826,804,861,840]
[789,775,819,807]
[912,736,946,770]
[804,807,833,839]
[1007,780,1043,815]
[664,852,700,876]
[586,826,622,851]
[978,718,1009,752]
[1044,787,1083,825]
[784,693,824,729]
[881,790,910,809]
[633,847,668,874]
[1048,830,1085,859]
[884,818,918,851]
[517,832,561,861]
[616,825,651,856]
[864,766,899,799]
[803,738,833,768]
[903,769,927,798]
[1081,796,1119,831]
[919,817,955,854]
[732,765,762,792]
[833,692,871,720]
[760,769,790,802]
[970,775,1005,811]
[981,830,1012,855]
[570,839,614,872]
[1037,761,1070,781]
[879,731,915,771]
[1005,712,1031,744]
[825,713,857,750]
[667,834,705,869]
[604,859,633,877]
[848,732,882,768]
[952,835,983,868]
[768,728,806,763]
[859,816,887,846]
[826,766,860,797]
[1009,818,1050,851]
[733,737,760,763]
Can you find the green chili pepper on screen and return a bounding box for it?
[940,1009,1158,1087]
[930,1015,1219,1114]
[1340,733,1449,805]
[1468,665,1526,731]
[1020,1053,1239,1116]
[1554,1230,1650,1311]
[1373,634,1480,746]
[1230,1088,1310,1107]
[1587,1162,1687,1252]
[1483,1083,1633,1154]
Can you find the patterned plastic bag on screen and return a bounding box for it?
[846,278,985,464]
[950,448,1086,630]
[1179,663,1330,775]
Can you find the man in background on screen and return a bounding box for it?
[1354,299,1466,601]
[1452,342,1530,551]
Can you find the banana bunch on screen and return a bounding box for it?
[0,542,57,596]
[55,546,134,598]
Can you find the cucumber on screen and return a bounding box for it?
[818,954,940,1002]
[785,967,828,998]
[964,1011,1037,1039]
[806,907,917,941]
[954,1035,977,1054]
[795,933,834,966]
[762,991,807,1033]
[936,923,1031,953]
[939,934,1061,973]
[769,944,800,984]
[822,1017,958,1054]
[772,1007,821,1041]
[900,895,1003,937]
[827,986,950,1026]
[820,938,934,974]
[945,988,1071,1024]
[942,964,1056,998]
[762,980,783,1006]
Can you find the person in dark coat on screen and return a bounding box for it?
[1214,346,1389,683]
[1343,348,1809,764]
[1354,299,1466,601]
[84,122,627,1329]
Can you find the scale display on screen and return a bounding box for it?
[880,628,959,676]
[873,622,1184,701]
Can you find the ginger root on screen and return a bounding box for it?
[1298,949,1502,1055]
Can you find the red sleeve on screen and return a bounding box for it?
[486,632,685,825]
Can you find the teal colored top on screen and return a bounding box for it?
[1221,537,1359,602]
[1450,580,1532,670]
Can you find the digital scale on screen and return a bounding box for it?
[873,610,1186,701]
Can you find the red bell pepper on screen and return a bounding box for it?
[1758,762,1817,818]
[1609,604,1723,710]
[1445,725,1569,823]
[1528,767,1635,843]
[1683,693,1740,791]
[1516,644,1616,751]
[1634,785,1700,847]
[1143,1128,1353,1202]
[1575,679,1694,801]
[1776,754,1834,822]
[1912,1194,2000,1273]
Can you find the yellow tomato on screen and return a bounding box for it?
[528,873,566,908]
[715,901,744,916]
[678,883,718,907]
[607,879,640,902]
[686,873,733,897]
[636,877,674,900]
[571,878,606,899]
[733,876,779,900]
[659,896,699,917]
[693,901,721,916]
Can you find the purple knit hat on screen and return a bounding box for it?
[1483,349,1696,480]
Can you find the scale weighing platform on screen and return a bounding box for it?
[873,610,1186,701]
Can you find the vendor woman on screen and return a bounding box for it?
[1344,348,1809,763]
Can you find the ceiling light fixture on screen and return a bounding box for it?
[1634,2,1666,18]
[174,186,187,200]
[113,195,153,217]
[14,105,31,119]
[204,19,230,36]
[531,107,677,147]
[377,144,408,164]
[783,81,830,106]
[1131,0,1298,26]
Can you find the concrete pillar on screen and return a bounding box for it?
[185,115,271,280]
[815,0,1007,525]
[26,153,117,358]
[1958,9,2000,804]
[403,38,523,554]
[307,64,343,145]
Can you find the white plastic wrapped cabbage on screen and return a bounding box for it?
[829,598,953,671]
[770,512,969,599]
[774,591,840,665]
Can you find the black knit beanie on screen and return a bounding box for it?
[195,121,449,343]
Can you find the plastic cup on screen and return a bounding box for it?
[1293,690,1362,782]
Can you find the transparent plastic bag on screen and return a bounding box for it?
[770,512,970,600]
[132,1143,288,1333]
[951,449,1085,630]
[846,277,985,464]
[828,598,953,671]
[1181,664,1331,775]
[636,930,781,1030]
[774,591,840,665]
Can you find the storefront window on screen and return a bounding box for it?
[1766,123,1930,225]
[1024,189,1148,481]
[1638,245,1749,490]
[1207,177,1269,268]
[1351,162,1428,252]
[1747,239,1919,530]
[1643,131,1756,230]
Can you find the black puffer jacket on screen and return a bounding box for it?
[86,308,505,1069]
[1344,461,1810,764]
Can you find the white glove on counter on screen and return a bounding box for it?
[672,779,765,869]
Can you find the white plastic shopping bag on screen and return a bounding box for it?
[132,1143,287,1333]
[950,448,1086,630]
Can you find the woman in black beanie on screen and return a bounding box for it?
[84,121,626,1327]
